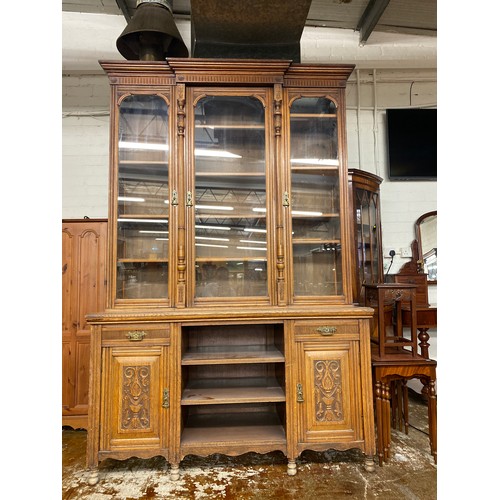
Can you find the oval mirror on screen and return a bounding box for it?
[415,211,437,282]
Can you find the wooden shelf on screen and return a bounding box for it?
[118,258,168,263]
[292,238,341,244]
[195,124,264,129]
[181,385,286,405]
[290,113,337,118]
[117,214,168,220]
[195,257,267,262]
[291,165,339,171]
[181,411,286,448]
[119,160,168,165]
[182,345,285,365]
[195,172,264,177]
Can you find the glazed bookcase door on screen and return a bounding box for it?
[114,93,174,305]
[354,187,381,293]
[285,93,348,303]
[186,89,275,305]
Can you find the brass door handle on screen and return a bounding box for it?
[297,383,304,403]
[316,326,337,336]
[171,190,178,206]
[162,388,170,408]
[283,191,290,207]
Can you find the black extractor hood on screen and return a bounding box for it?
[190,0,313,62]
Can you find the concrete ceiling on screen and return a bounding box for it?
[62,0,437,73]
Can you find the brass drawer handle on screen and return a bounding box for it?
[297,383,304,403]
[316,326,337,336]
[126,330,146,341]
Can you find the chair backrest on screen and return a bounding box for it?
[364,283,419,359]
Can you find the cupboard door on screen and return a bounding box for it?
[62,220,107,428]
[188,90,274,304]
[101,345,170,454]
[294,329,363,445]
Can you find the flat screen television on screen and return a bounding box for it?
[386,108,437,181]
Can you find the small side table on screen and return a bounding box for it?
[371,353,437,466]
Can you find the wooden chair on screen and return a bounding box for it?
[364,283,437,466]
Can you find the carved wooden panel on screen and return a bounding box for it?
[314,359,344,423]
[101,346,167,452]
[297,339,362,444]
[121,365,151,430]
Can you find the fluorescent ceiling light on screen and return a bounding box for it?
[195,148,242,158]
[118,196,145,203]
[239,239,266,245]
[118,218,168,223]
[243,228,267,233]
[236,246,267,251]
[252,208,267,213]
[195,243,229,249]
[155,238,168,241]
[291,158,339,166]
[119,141,169,151]
[196,205,234,211]
[292,210,323,216]
[254,268,263,272]
[195,224,231,231]
[195,236,230,242]
[140,230,169,234]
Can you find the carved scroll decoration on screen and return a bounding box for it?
[176,84,186,137]
[314,360,344,422]
[273,84,282,137]
[121,366,151,430]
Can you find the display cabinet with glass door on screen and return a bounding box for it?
[87,60,375,483]
[348,169,384,304]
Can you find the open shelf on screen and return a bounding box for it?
[181,384,286,405]
[180,402,287,453]
[182,345,285,365]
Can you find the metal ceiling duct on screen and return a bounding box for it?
[116,0,189,61]
[190,0,313,62]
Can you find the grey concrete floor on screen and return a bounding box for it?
[62,391,436,499]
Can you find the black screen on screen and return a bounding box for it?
[386,108,437,180]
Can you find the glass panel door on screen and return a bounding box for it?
[116,95,170,300]
[355,189,380,290]
[289,97,342,297]
[193,95,268,299]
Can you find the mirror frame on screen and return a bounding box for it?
[415,210,437,284]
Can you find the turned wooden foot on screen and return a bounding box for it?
[364,456,375,472]
[87,468,99,485]
[287,459,297,476]
[170,464,180,481]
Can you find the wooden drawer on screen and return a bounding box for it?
[394,274,429,307]
[101,324,170,346]
[293,320,360,340]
